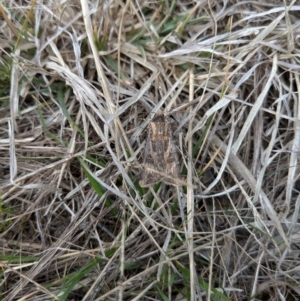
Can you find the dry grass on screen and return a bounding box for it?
[1,0,300,300]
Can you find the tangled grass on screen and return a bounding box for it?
[1,0,300,300]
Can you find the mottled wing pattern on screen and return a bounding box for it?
[139,111,181,187]
[163,128,180,185]
[139,127,163,187]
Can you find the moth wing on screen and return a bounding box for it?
[163,135,181,186]
[139,112,181,187]
[139,131,163,187]
[139,164,163,187]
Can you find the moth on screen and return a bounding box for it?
[139,110,181,187]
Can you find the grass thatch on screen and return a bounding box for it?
[1,0,300,300]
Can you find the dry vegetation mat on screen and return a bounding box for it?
[1,0,300,300]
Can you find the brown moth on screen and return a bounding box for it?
[139,110,181,187]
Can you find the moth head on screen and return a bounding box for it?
[152,110,166,123]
